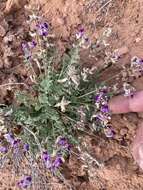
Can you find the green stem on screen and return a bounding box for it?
[23,126,42,154]
[78,71,122,98]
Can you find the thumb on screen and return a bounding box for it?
[109,91,143,114]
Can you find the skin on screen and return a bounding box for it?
[109,91,143,169]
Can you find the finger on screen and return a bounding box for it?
[132,122,143,170]
[108,95,130,114]
[109,91,143,114]
[129,91,143,112]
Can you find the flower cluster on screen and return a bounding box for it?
[92,87,114,138]
[0,132,29,155]
[0,133,14,155]
[1,133,30,188]
[21,41,37,59]
[76,28,85,39]
[0,146,8,154]
[76,28,91,48]
[56,137,71,152]
[123,82,136,97]
[111,51,121,63]
[4,133,15,145]
[131,56,143,77]
[36,22,49,36]
[22,21,49,59]
[42,137,71,172]
[18,176,32,189]
[42,151,63,171]
[131,56,143,74]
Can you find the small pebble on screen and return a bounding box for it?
[120,128,128,136]
[116,164,121,170]
[135,38,141,43]
[96,147,101,154]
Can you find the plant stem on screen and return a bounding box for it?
[23,126,42,154]
[96,0,113,15]
[0,83,28,88]
[78,71,122,98]
[78,89,97,98]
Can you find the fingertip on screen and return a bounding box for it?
[128,91,143,112]
[109,91,143,114]
[109,95,130,114]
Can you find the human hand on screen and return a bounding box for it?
[109,91,143,169]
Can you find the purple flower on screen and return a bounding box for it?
[112,51,121,61]
[94,116,101,122]
[37,22,49,36]
[76,28,85,39]
[101,105,109,113]
[57,137,67,146]
[23,144,29,152]
[29,40,37,49]
[94,88,108,103]
[66,144,71,151]
[21,43,28,50]
[21,42,31,59]
[84,37,89,42]
[52,156,63,169]
[95,114,103,121]
[139,58,143,65]
[13,139,21,148]
[25,176,32,182]
[18,176,32,189]
[57,137,71,151]
[42,151,50,161]
[0,146,8,154]
[94,93,103,102]
[4,133,15,145]
[101,89,108,94]
[43,22,48,29]
[79,28,84,33]
[42,151,52,169]
[132,57,143,66]
[45,160,52,169]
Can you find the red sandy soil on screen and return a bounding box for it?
[0,0,143,189]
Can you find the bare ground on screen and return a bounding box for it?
[0,0,143,189]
